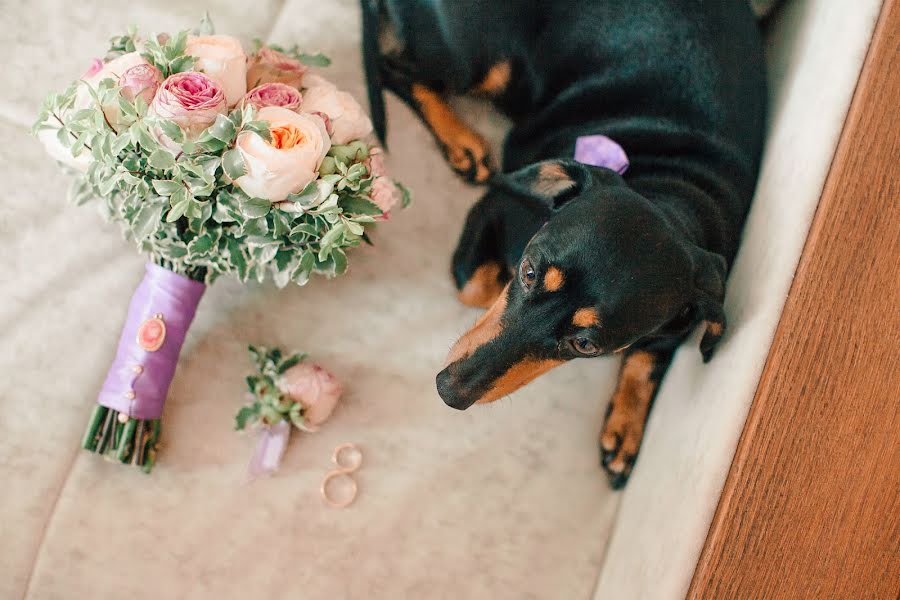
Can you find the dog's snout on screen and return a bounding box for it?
[436,367,476,410]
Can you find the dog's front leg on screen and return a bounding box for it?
[600,347,675,489]
[409,83,494,184]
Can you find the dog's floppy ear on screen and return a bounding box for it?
[690,247,728,362]
[493,159,593,211]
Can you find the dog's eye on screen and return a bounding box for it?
[571,337,599,356]
[520,259,537,288]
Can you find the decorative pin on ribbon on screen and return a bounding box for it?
[236,346,343,480]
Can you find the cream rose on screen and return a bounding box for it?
[186,35,248,107]
[233,107,331,202]
[37,128,92,172]
[300,84,373,144]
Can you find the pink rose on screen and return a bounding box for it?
[281,362,343,428]
[149,71,227,139]
[370,177,401,216]
[365,148,399,216]
[365,146,387,177]
[119,63,163,106]
[243,83,303,112]
[247,46,307,89]
[308,111,334,136]
[82,58,104,79]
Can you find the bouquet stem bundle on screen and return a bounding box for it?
[82,407,161,472]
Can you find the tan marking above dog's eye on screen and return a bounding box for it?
[543,266,564,291]
[533,162,576,197]
[572,307,600,328]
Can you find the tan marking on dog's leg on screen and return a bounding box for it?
[601,351,657,475]
[446,284,510,365]
[411,84,493,183]
[458,263,505,308]
[473,60,512,96]
[476,357,566,404]
[706,321,723,336]
[573,307,600,328]
[531,162,576,197]
[543,266,564,292]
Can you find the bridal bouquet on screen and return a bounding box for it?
[33,18,408,472]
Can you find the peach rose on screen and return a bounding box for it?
[243,82,302,112]
[300,83,372,144]
[247,46,307,89]
[186,35,248,106]
[281,362,343,428]
[149,71,227,139]
[233,106,331,202]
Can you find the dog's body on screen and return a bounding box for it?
[361,0,767,487]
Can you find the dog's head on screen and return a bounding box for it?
[436,159,728,409]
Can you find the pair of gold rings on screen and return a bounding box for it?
[320,443,362,508]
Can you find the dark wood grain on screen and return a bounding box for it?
[687,0,900,597]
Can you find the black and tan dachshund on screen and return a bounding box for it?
[360,0,767,488]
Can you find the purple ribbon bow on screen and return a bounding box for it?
[574,135,629,174]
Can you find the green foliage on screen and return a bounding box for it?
[35,24,407,287]
[235,346,310,431]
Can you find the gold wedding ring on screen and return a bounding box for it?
[320,443,362,508]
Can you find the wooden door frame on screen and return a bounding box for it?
[687,0,900,597]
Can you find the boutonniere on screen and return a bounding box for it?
[236,345,343,479]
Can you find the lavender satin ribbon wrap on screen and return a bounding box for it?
[574,135,630,174]
[247,420,292,480]
[97,263,205,419]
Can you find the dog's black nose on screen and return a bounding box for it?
[436,368,473,410]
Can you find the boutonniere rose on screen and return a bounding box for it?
[300,84,373,145]
[186,35,247,106]
[242,82,303,112]
[281,362,343,429]
[149,71,227,139]
[233,106,330,201]
[247,46,307,89]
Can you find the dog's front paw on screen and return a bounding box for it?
[441,136,493,184]
[599,403,645,489]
